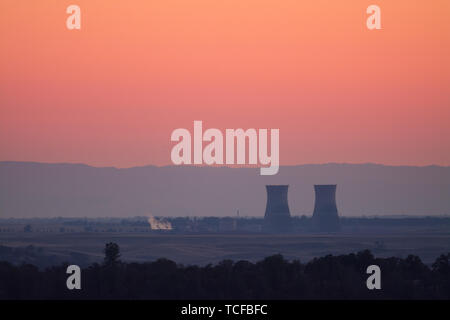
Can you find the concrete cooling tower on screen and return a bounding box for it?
[312,184,340,232]
[264,185,292,232]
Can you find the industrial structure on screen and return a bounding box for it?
[263,185,292,232]
[312,184,340,231]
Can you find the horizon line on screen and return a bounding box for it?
[1,160,449,170]
[1,214,450,220]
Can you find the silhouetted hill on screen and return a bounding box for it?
[1,162,449,217]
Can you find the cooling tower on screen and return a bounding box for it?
[264,185,292,232]
[312,184,340,232]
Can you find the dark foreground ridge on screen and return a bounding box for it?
[0,244,449,300]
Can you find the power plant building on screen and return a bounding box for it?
[263,185,292,232]
[312,184,340,232]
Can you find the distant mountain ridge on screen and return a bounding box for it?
[1,161,449,218]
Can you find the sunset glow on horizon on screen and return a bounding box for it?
[1,0,449,168]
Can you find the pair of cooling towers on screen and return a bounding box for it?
[264,185,340,232]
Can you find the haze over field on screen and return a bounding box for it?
[2,231,450,266]
[1,161,449,218]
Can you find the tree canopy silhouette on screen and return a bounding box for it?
[0,244,449,299]
[103,242,121,266]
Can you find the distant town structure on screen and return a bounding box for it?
[263,185,292,232]
[312,184,340,232]
[219,217,237,232]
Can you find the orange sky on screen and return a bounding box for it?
[0,0,449,167]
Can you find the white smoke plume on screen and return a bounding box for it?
[148,216,172,230]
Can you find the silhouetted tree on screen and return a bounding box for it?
[103,242,121,266]
[432,253,450,275]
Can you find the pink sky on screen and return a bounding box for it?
[0,0,449,167]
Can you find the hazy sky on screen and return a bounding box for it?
[1,0,449,167]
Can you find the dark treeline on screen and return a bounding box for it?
[0,243,449,300]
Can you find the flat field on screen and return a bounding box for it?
[1,228,449,266]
